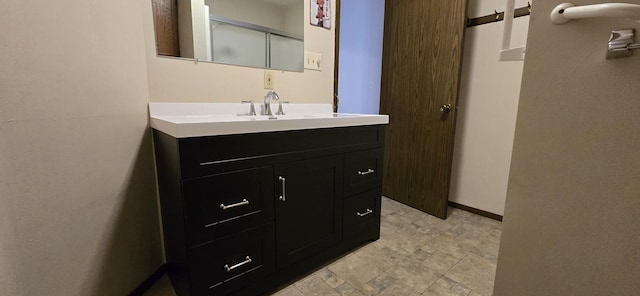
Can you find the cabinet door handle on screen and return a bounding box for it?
[357,209,373,217]
[358,168,375,176]
[224,256,252,272]
[279,176,286,201]
[219,199,249,210]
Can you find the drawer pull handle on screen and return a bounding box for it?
[279,176,286,202]
[224,256,252,272]
[219,199,249,210]
[358,169,375,176]
[357,209,373,217]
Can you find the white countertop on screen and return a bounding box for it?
[149,103,389,138]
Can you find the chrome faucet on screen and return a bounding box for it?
[263,90,280,116]
[241,100,256,116]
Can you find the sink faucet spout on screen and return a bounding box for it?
[264,90,280,116]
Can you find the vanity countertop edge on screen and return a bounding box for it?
[149,102,389,138]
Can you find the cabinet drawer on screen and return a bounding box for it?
[183,166,274,246]
[189,224,276,296]
[343,190,381,238]
[344,148,383,196]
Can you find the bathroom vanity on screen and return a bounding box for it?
[149,103,388,296]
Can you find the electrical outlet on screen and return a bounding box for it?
[304,51,322,71]
[264,71,274,89]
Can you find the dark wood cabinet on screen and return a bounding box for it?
[275,155,343,269]
[189,224,275,296]
[152,125,385,296]
[182,166,274,246]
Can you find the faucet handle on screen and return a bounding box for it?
[241,100,256,116]
[276,101,290,115]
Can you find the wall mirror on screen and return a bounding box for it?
[151,0,304,72]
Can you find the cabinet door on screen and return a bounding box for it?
[275,155,343,270]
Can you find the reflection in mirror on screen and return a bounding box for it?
[151,0,304,72]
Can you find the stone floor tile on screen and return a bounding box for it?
[381,210,415,230]
[294,273,341,296]
[385,257,441,293]
[423,285,466,296]
[448,221,493,240]
[311,268,347,289]
[448,207,473,218]
[271,285,305,296]
[408,247,437,263]
[376,282,422,296]
[354,242,406,271]
[412,213,464,234]
[395,206,429,222]
[378,223,437,256]
[380,196,406,216]
[328,252,385,287]
[334,282,367,296]
[358,272,398,296]
[450,282,472,295]
[444,253,497,296]
[434,276,458,289]
[420,250,461,274]
[428,234,476,259]
[423,275,472,296]
[469,231,501,262]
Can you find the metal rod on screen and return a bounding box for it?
[358,169,375,176]
[210,15,303,41]
[279,176,286,201]
[466,4,531,28]
[219,199,249,210]
[357,209,373,217]
[224,256,252,272]
[551,3,640,25]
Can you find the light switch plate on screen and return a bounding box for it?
[264,71,274,89]
[304,51,322,71]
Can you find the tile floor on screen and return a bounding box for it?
[144,197,502,296]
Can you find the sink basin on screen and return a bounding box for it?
[149,103,389,138]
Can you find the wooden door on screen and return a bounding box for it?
[151,0,179,57]
[274,155,343,269]
[380,0,468,219]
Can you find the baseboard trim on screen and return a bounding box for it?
[128,264,167,296]
[448,201,503,222]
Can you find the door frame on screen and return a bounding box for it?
[333,0,341,112]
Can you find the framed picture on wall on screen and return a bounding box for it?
[310,0,331,29]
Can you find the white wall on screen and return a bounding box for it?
[337,0,385,114]
[495,0,640,294]
[449,0,530,215]
[144,0,335,103]
[0,0,161,295]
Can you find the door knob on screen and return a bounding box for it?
[440,104,452,113]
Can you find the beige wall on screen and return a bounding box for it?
[0,0,337,294]
[494,0,640,295]
[0,0,161,295]
[142,0,336,103]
